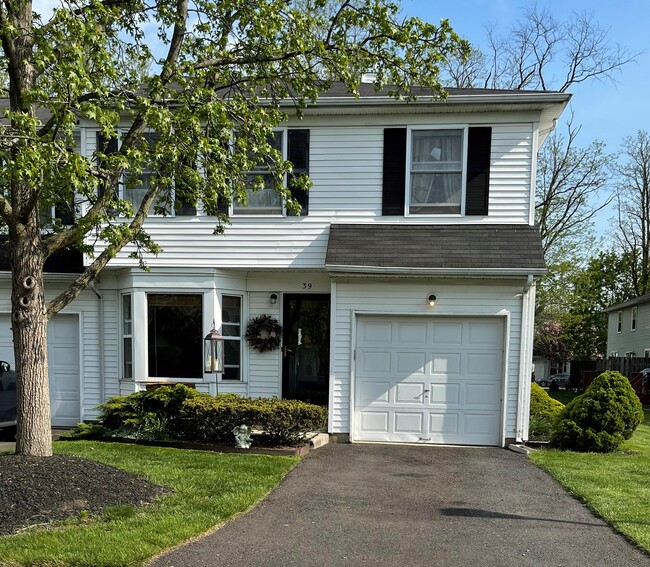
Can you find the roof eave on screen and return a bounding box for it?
[325,265,547,277]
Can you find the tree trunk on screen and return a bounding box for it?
[10,226,52,457]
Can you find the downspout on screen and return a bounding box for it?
[90,279,105,406]
[516,275,535,443]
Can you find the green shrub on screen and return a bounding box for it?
[551,371,644,452]
[181,394,327,446]
[98,384,205,438]
[529,383,564,440]
[63,422,106,439]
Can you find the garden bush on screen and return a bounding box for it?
[98,384,204,439]
[181,394,327,446]
[551,371,644,452]
[529,383,564,440]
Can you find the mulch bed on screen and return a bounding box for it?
[0,455,171,535]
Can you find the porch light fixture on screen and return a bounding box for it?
[427,294,437,307]
[204,321,224,373]
[269,293,279,305]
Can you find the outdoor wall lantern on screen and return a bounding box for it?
[427,294,437,307]
[204,322,224,373]
[269,293,279,305]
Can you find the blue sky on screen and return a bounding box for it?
[401,0,649,153]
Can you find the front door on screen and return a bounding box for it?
[282,294,330,405]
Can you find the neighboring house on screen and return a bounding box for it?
[0,83,569,446]
[604,294,650,358]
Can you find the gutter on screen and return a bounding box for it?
[89,279,105,404]
[516,275,535,443]
[325,265,547,277]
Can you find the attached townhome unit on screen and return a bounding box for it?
[605,294,650,359]
[0,83,570,446]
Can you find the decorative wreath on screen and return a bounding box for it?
[246,314,282,353]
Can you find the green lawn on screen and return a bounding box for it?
[530,409,650,554]
[547,389,581,406]
[0,441,299,567]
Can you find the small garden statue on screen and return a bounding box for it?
[233,424,253,449]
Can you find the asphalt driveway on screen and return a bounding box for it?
[150,444,649,567]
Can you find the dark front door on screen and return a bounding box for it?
[282,294,330,405]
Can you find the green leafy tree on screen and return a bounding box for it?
[0,0,469,456]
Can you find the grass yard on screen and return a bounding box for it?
[530,409,650,554]
[547,389,581,406]
[0,441,299,567]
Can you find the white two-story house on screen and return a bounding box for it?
[0,83,570,446]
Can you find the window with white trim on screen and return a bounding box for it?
[233,131,284,216]
[631,306,638,331]
[611,351,619,358]
[617,311,622,333]
[644,348,650,358]
[147,294,203,378]
[221,295,242,381]
[122,294,133,380]
[408,128,464,215]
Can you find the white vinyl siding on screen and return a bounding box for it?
[0,276,120,422]
[331,279,525,442]
[85,120,535,270]
[607,302,650,356]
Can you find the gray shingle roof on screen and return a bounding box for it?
[325,224,546,273]
[319,82,557,98]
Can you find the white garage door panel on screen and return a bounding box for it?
[355,317,504,446]
[0,314,80,427]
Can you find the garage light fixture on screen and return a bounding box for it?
[269,293,279,305]
[427,294,437,307]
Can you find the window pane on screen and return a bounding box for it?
[224,340,240,365]
[148,294,203,378]
[410,172,462,214]
[222,296,241,324]
[223,367,240,381]
[123,337,132,379]
[122,295,132,335]
[411,129,462,169]
[234,173,282,215]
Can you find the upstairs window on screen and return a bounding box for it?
[617,311,622,333]
[409,129,464,215]
[233,131,284,216]
[382,126,491,217]
[631,306,638,331]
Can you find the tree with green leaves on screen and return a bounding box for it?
[0,0,469,456]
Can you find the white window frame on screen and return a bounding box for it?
[644,348,650,358]
[617,310,623,333]
[631,306,638,332]
[405,125,468,217]
[611,351,619,358]
[120,293,133,380]
[232,128,287,217]
[220,294,243,381]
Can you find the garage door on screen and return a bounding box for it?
[354,316,504,446]
[0,314,80,427]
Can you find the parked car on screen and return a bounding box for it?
[536,372,570,388]
[0,361,17,436]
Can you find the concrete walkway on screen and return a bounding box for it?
[150,443,649,567]
[0,428,69,452]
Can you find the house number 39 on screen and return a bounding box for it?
[302,283,312,289]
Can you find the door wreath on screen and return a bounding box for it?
[246,314,282,352]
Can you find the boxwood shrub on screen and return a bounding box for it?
[529,382,564,440]
[181,394,328,446]
[97,384,203,439]
[551,371,644,452]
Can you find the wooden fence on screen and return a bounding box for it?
[575,357,650,404]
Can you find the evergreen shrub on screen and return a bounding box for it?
[551,371,644,452]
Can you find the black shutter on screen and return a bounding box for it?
[382,128,406,216]
[287,129,310,216]
[96,131,119,200]
[465,127,491,216]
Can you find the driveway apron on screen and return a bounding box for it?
[150,444,650,567]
